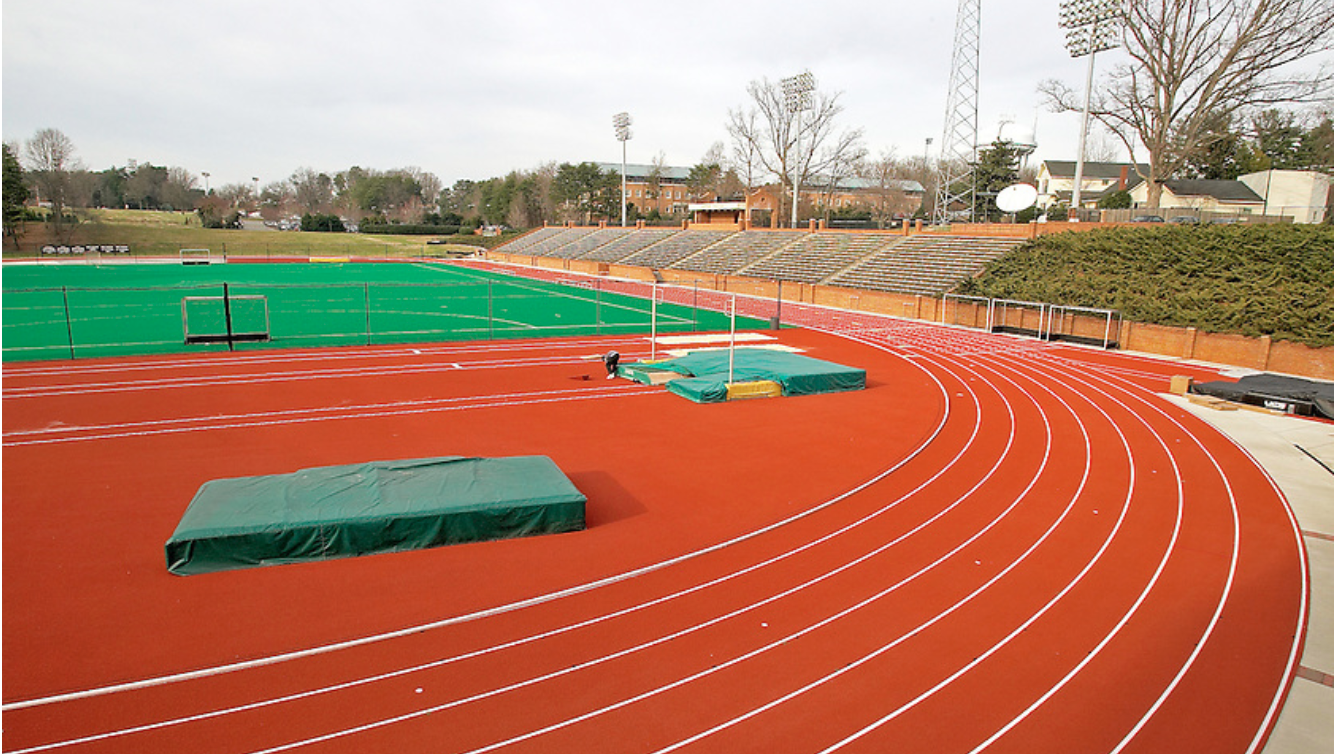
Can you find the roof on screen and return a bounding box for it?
[1041,161,1150,179]
[595,163,693,182]
[1162,179,1263,203]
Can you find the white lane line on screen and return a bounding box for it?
[2,387,653,447]
[6,355,972,753]
[2,337,951,712]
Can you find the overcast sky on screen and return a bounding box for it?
[6,0,1135,191]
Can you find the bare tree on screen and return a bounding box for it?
[727,76,866,226]
[24,128,81,241]
[859,152,922,227]
[1041,0,1333,207]
[290,167,334,213]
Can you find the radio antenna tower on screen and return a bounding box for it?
[933,0,982,225]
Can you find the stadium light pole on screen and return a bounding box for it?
[613,112,633,227]
[782,71,815,229]
[202,172,210,194]
[1059,0,1122,219]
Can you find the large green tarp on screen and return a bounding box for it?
[627,348,865,403]
[165,456,586,575]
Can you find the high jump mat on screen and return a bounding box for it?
[165,456,586,575]
[619,347,866,403]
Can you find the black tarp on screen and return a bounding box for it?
[1192,373,1334,420]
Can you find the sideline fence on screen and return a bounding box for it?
[2,276,764,362]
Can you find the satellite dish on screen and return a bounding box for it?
[996,183,1038,213]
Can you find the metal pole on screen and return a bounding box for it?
[222,282,235,352]
[728,294,737,383]
[1069,41,1098,217]
[62,286,75,359]
[791,107,802,229]
[364,282,372,346]
[650,282,658,361]
[621,139,628,228]
[488,281,494,340]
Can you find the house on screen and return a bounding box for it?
[1127,179,1264,214]
[1237,170,1332,223]
[1037,161,1149,209]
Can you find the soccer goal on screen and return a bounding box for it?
[990,299,1048,338]
[180,248,223,265]
[1044,304,1122,349]
[182,293,271,346]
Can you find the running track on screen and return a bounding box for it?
[2,309,1307,752]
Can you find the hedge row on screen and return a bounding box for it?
[957,224,1334,348]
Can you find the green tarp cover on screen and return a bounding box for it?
[165,456,586,575]
[628,348,865,403]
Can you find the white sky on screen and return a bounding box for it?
[5,0,1141,190]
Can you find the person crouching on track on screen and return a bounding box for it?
[603,351,620,380]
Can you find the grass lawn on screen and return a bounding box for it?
[3,208,509,260]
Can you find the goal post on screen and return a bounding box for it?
[183,291,270,346]
[180,248,223,265]
[1044,304,1122,349]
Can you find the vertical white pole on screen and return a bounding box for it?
[729,294,737,383]
[1070,43,1098,216]
[650,282,658,361]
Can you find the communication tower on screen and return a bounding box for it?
[933,0,982,225]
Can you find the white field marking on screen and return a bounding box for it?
[654,333,776,346]
[226,344,1039,754]
[0,336,651,380]
[2,355,611,400]
[1,336,952,712]
[1100,375,1241,753]
[654,347,1109,754]
[380,349,1055,754]
[10,357,972,752]
[947,354,1185,752]
[2,387,653,448]
[1235,442,1310,754]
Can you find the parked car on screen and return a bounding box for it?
[1130,214,1165,223]
[1169,215,1200,225]
[1209,216,1242,224]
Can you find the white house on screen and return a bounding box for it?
[1237,170,1332,223]
[1126,179,1264,214]
[1036,161,1149,209]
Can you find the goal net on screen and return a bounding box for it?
[180,248,223,265]
[182,294,271,345]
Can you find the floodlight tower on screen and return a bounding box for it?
[933,0,982,225]
[613,112,633,227]
[1060,0,1122,216]
[782,71,815,229]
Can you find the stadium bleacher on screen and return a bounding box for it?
[495,226,1026,297]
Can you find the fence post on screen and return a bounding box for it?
[596,281,602,335]
[62,286,75,360]
[364,283,372,346]
[222,283,235,352]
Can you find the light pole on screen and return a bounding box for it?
[1059,0,1122,219]
[201,172,210,194]
[613,112,632,227]
[782,71,815,229]
[252,177,260,211]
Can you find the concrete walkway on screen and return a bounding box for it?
[1166,396,1333,754]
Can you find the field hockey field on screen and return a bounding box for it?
[2,260,767,361]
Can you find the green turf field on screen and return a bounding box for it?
[2,261,769,361]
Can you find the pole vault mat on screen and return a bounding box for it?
[165,456,586,575]
[619,347,866,403]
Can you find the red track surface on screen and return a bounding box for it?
[2,317,1306,754]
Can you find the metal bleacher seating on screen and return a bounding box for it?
[740,232,896,284]
[669,230,797,275]
[826,235,1027,296]
[581,228,681,263]
[622,229,735,269]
